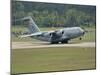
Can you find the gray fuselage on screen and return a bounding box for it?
[32,27,85,43]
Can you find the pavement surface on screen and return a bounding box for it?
[12,41,95,49]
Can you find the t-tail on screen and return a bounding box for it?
[20,16,40,34]
[19,16,42,38]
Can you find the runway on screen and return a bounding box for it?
[12,41,95,49]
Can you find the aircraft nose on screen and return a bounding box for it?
[80,28,85,35]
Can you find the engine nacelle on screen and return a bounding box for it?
[42,30,64,38]
[55,30,64,37]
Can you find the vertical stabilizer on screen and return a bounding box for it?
[20,16,40,34]
[28,16,40,33]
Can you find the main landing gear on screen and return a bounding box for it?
[51,40,68,44]
[61,40,68,44]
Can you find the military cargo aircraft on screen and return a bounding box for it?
[18,16,85,44]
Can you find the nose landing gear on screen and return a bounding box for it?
[79,37,82,40]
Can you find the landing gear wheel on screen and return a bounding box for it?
[51,42,59,44]
[79,37,82,40]
[61,40,68,44]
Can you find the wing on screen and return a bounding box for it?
[20,32,42,37]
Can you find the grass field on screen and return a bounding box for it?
[12,47,96,74]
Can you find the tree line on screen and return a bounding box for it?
[12,1,96,27]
